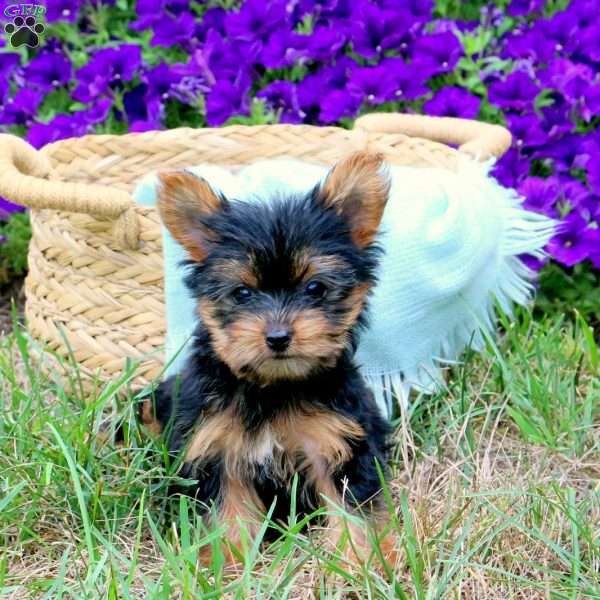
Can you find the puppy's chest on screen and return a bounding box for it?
[242,425,286,467]
[184,403,364,482]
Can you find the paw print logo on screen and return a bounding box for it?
[4,15,44,48]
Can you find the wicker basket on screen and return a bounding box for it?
[0,114,511,389]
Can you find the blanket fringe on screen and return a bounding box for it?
[361,164,557,418]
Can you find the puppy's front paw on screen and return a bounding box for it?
[198,523,251,572]
[137,397,162,436]
[94,417,125,446]
[327,514,399,571]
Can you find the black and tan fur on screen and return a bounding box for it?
[141,151,397,566]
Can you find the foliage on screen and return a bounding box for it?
[536,261,600,328]
[0,212,31,285]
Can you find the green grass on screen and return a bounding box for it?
[1,310,599,599]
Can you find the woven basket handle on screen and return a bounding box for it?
[0,134,139,249]
[355,113,512,160]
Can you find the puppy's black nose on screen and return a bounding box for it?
[266,329,291,352]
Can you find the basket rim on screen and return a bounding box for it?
[42,122,356,152]
[0,113,512,249]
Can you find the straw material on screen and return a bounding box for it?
[0,114,511,389]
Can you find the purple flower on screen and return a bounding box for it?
[583,144,600,196]
[569,0,599,29]
[379,57,431,100]
[303,0,353,22]
[429,18,471,35]
[151,11,196,47]
[540,95,574,138]
[195,30,255,82]
[261,29,306,69]
[205,73,251,126]
[27,114,88,148]
[520,253,548,272]
[410,32,462,74]
[0,89,43,125]
[488,71,539,111]
[492,147,529,188]
[587,228,600,268]
[424,87,481,119]
[130,119,162,132]
[400,0,433,18]
[25,99,113,149]
[540,59,593,97]
[45,0,81,22]
[170,75,210,106]
[581,85,600,122]
[296,80,321,123]
[0,53,20,82]
[321,56,354,89]
[294,0,338,20]
[23,50,72,90]
[78,98,112,125]
[501,29,556,63]
[560,182,596,221]
[142,64,184,119]
[578,24,600,63]
[131,0,162,29]
[507,113,548,149]
[0,198,25,220]
[0,78,10,104]
[538,134,586,173]
[303,26,346,62]
[73,72,109,104]
[507,0,544,16]
[74,45,142,102]
[131,0,190,31]
[347,65,399,105]
[517,176,559,215]
[531,11,579,56]
[547,212,593,267]
[123,85,149,123]
[537,59,600,122]
[480,5,506,28]
[296,58,354,122]
[257,81,303,124]
[225,0,288,44]
[350,3,414,58]
[195,7,227,41]
[319,89,361,124]
[375,0,432,20]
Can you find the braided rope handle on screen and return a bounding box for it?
[0,134,139,249]
[354,113,512,160]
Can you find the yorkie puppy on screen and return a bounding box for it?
[140,150,396,566]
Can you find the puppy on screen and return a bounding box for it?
[141,151,396,567]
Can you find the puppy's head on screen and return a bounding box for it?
[157,151,390,384]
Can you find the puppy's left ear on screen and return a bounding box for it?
[156,170,225,263]
[316,151,390,248]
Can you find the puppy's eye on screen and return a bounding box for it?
[233,286,252,303]
[305,280,327,298]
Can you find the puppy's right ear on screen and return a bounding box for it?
[157,171,225,262]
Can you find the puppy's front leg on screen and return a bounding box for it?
[315,473,372,563]
[138,381,174,437]
[200,475,265,568]
[318,474,397,569]
[313,452,398,569]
